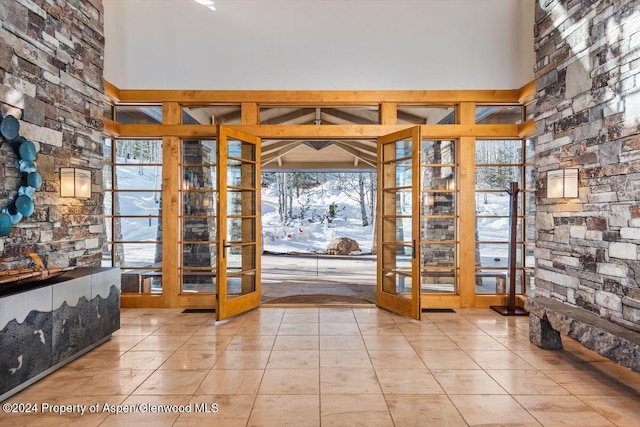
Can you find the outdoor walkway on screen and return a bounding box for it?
[261,253,376,303]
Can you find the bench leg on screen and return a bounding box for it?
[529,313,563,350]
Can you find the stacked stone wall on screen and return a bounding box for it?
[0,0,104,268]
[535,0,640,331]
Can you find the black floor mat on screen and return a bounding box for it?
[181,308,216,314]
[422,308,456,313]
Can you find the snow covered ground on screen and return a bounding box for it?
[261,179,374,254]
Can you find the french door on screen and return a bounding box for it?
[217,126,261,320]
[377,127,421,319]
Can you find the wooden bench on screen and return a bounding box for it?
[525,296,640,373]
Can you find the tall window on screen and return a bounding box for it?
[103,138,163,293]
[474,139,535,294]
[420,140,457,293]
[180,139,217,293]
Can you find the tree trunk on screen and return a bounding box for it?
[359,174,368,226]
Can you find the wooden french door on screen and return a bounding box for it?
[377,127,421,319]
[217,126,261,320]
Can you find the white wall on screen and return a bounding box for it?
[104,0,535,90]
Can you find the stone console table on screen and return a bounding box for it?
[0,267,120,401]
[526,296,640,373]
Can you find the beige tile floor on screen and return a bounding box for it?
[2,307,640,426]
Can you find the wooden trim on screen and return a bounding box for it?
[474,294,509,308]
[112,88,521,104]
[104,81,121,102]
[458,102,476,308]
[421,294,461,309]
[379,102,397,125]
[518,80,536,105]
[518,119,536,138]
[103,118,120,137]
[121,294,165,308]
[108,123,522,139]
[241,103,259,125]
[161,102,181,308]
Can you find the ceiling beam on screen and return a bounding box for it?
[261,143,306,166]
[321,108,377,125]
[332,141,377,168]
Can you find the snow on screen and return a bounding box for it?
[261,179,374,254]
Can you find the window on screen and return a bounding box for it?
[103,138,163,293]
[421,140,457,293]
[180,139,218,293]
[474,139,535,294]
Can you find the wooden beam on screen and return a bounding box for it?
[518,119,536,138]
[114,88,521,104]
[263,161,376,171]
[109,123,522,139]
[261,143,305,166]
[261,140,301,154]
[104,80,120,102]
[161,102,181,308]
[518,80,536,105]
[379,102,397,125]
[321,108,377,125]
[332,141,377,167]
[103,118,120,137]
[458,102,476,308]
[241,103,259,125]
[260,108,315,125]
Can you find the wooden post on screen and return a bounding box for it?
[490,181,527,316]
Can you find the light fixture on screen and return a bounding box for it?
[193,0,216,11]
[60,167,92,198]
[546,168,578,198]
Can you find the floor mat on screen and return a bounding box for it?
[263,294,374,305]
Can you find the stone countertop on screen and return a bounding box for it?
[0,267,118,298]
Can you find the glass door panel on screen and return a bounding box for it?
[377,127,421,319]
[217,126,261,320]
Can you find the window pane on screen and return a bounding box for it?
[116,243,160,267]
[421,140,455,164]
[183,166,216,190]
[115,105,162,124]
[421,218,455,241]
[421,270,455,293]
[115,139,162,163]
[421,166,455,190]
[475,166,522,190]
[382,189,412,215]
[183,243,217,268]
[421,244,455,267]
[475,192,510,216]
[476,269,508,294]
[183,218,217,242]
[422,192,455,215]
[382,217,413,243]
[115,191,162,216]
[182,269,216,293]
[476,105,523,124]
[399,106,455,124]
[476,244,509,267]
[183,140,217,164]
[119,217,161,241]
[115,166,162,191]
[475,140,522,164]
[183,105,241,125]
[227,218,256,242]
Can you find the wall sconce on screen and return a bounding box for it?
[546,168,578,198]
[60,167,92,198]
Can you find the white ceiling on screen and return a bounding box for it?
[103,0,535,90]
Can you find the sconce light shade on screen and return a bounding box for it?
[60,167,92,198]
[547,168,578,198]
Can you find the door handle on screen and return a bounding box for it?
[412,240,416,259]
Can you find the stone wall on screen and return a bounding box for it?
[0,0,104,268]
[534,0,640,331]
